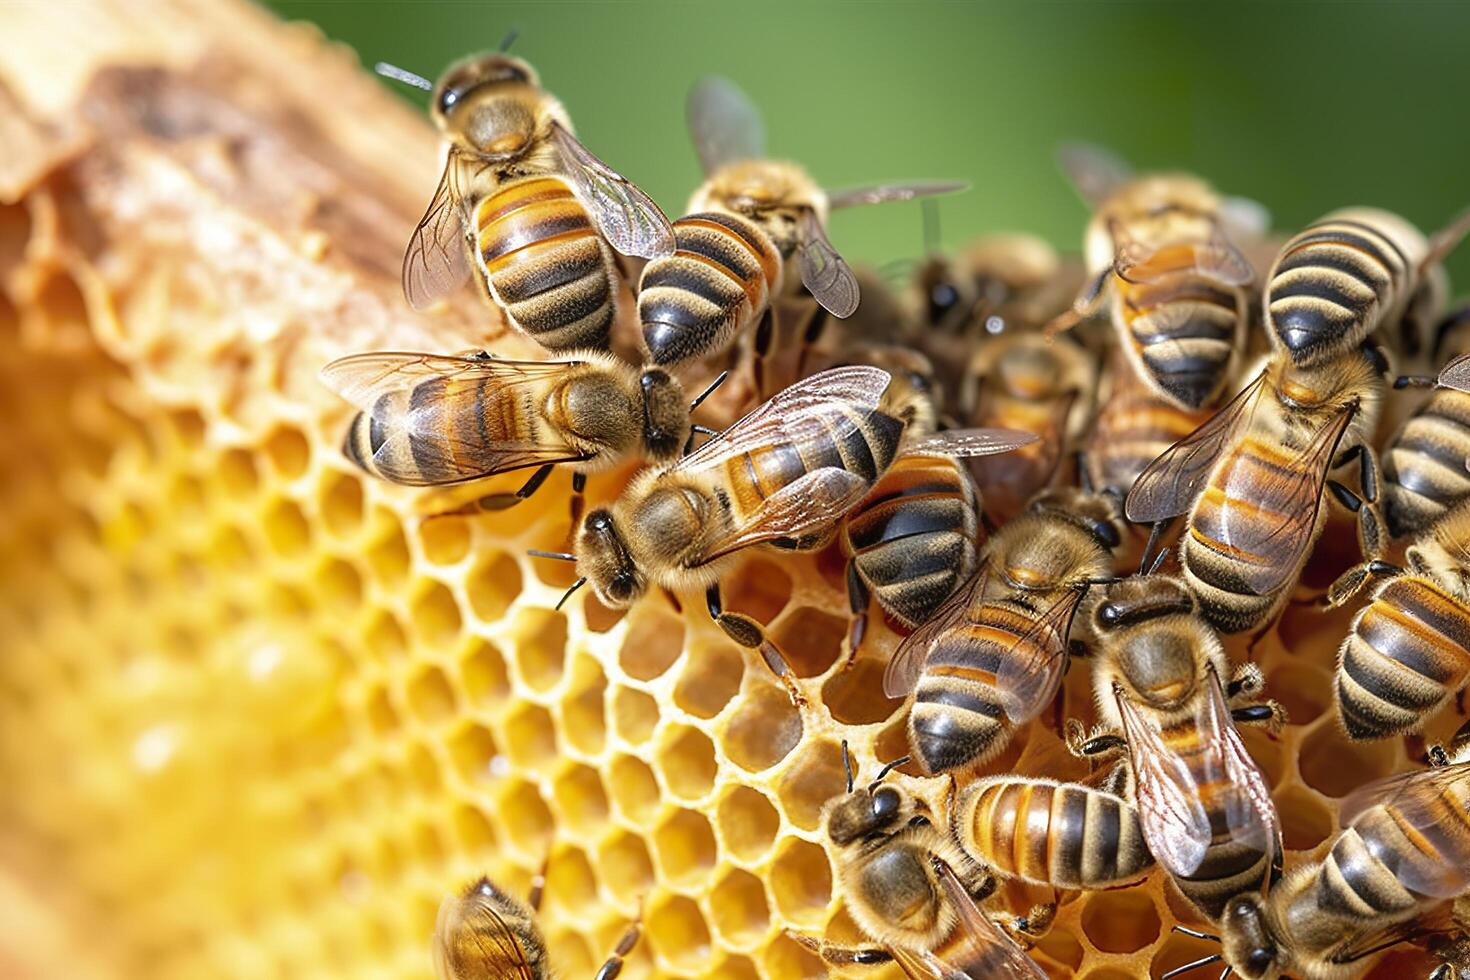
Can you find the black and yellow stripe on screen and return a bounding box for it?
[1383,389,1470,538]
[638,211,782,367]
[1088,349,1216,496]
[475,176,617,352]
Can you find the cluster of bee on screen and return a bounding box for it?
[323,44,1470,980]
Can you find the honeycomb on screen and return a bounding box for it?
[0,2,1453,979]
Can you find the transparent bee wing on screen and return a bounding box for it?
[320,351,579,414]
[1112,232,1254,289]
[1117,692,1212,877]
[697,466,870,564]
[1219,195,1272,240]
[993,587,1084,723]
[798,209,861,318]
[826,180,970,210]
[402,149,473,310]
[1438,352,1470,392]
[548,121,675,259]
[1338,761,1470,900]
[1424,205,1470,273]
[932,858,1050,979]
[686,75,766,174]
[1056,142,1134,207]
[904,427,1039,458]
[883,566,987,699]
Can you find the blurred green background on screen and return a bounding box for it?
[267,1,1470,285]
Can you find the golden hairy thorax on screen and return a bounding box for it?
[0,2,1447,979]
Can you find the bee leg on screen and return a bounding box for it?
[843,560,870,665]
[706,582,806,706]
[1226,664,1287,732]
[1393,373,1439,390]
[568,471,588,532]
[793,302,831,381]
[1327,557,1403,608]
[592,909,642,980]
[751,305,777,399]
[1064,719,1126,759]
[784,931,893,966]
[453,463,557,516]
[996,903,1056,940]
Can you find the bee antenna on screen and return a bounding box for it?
[527,549,577,562]
[1139,519,1167,576]
[1218,968,1233,980]
[840,740,855,794]
[554,577,586,611]
[374,62,433,92]
[1171,926,1221,943]
[1146,546,1171,577]
[688,370,728,412]
[869,755,910,788]
[498,27,521,52]
[1160,954,1223,980]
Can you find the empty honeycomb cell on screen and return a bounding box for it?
[1278,785,1334,851]
[405,665,456,726]
[362,610,408,661]
[508,611,567,696]
[1079,969,1138,980]
[722,686,803,772]
[607,753,661,823]
[502,702,558,772]
[657,724,718,802]
[1079,889,1159,953]
[216,448,259,500]
[561,657,608,756]
[546,845,600,914]
[1034,920,1085,972]
[821,655,900,725]
[458,639,510,706]
[652,808,718,886]
[464,549,522,623]
[373,836,405,882]
[408,579,462,649]
[262,426,311,480]
[409,740,447,797]
[363,685,400,736]
[775,739,846,831]
[210,524,257,572]
[708,867,770,945]
[647,893,713,972]
[1268,660,1331,725]
[597,830,655,905]
[613,685,660,745]
[673,642,744,719]
[1237,724,1287,790]
[1151,928,1221,979]
[447,723,500,783]
[768,838,832,926]
[1300,720,1397,797]
[547,930,595,977]
[715,954,762,980]
[724,557,793,624]
[551,763,610,838]
[770,606,847,679]
[168,472,205,517]
[716,786,780,863]
[318,470,364,538]
[0,201,29,268]
[29,271,90,346]
[762,928,825,980]
[365,513,412,587]
[316,556,363,611]
[262,497,311,556]
[450,803,498,855]
[415,516,470,567]
[618,607,685,681]
[166,409,206,451]
[496,779,555,853]
[583,594,626,633]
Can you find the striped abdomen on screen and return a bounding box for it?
[1115,243,1243,409]
[971,393,1066,524]
[840,453,980,629]
[1088,351,1214,495]
[638,211,782,367]
[474,176,617,352]
[1336,576,1470,740]
[343,374,530,486]
[1266,217,1410,362]
[1383,389,1470,538]
[956,777,1153,889]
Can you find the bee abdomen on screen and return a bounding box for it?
[1267,219,1408,358]
[638,212,781,367]
[1383,390,1470,537]
[1088,386,1212,495]
[1320,825,1423,915]
[1120,277,1240,408]
[957,778,1152,889]
[475,177,616,352]
[1336,577,1470,740]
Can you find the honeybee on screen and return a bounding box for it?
[951,775,1154,891]
[636,75,964,374]
[1053,143,1265,411]
[1387,305,1470,536]
[433,871,640,980]
[914,232,1073,338]
[1327,500,1470,741]
[792,744,1048,978]
[1065,572,1284,922]
[884,484,1126,776]
[379,51,673,350]
[320,351,724,517]
[1125,253,1389,634]
[1166,727,1470,980]
[534,366,1033,702]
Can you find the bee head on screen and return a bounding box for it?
[823,746,914,847]
[1030,486,1123,551]
[637,368,691,463]
[575,509,645,608]
[915,255,972,332]
[1220,895,1282,979]
[431,53,542,158]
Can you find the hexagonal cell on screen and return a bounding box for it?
[768,837,832,926]
[1278,785,1334,851]
[363,685,400,736]
[1080,888,1159,953]
[503,702,558,772]
[775,738,846,831]
[459,639,510,706]
[406,665,456,726]
[618,607,685,681]
[652,808,717,886]
[1300,720,1397,797]
[411,820,446,867]
[1032,919,1085,973]
[647,893,712,973]
[762,926,825,979]
[597,830,654,906]
[722,685,802,772]
[770,605,846,679]
[1151,928,1223,980]
[560,657,608,757]
[582,594,626,633]
[407,741,445,797]
[546,845,600,915]
[1265,660,1331,726]
[511,607,568,693]
[316,556,362,612]
[366,513,412,587]
[821,654,901,725]
[546,930,595,977]
[450,802,498,855]
[447,723,502,784]
[612,685,659,745]
[551,763,610,839]
[1078,970,1139,980]
[416,516,471,566]
[318,470,364,538]
[217,448,259,500]
[466,550,522,623]
[262,497,311,556]
[497,779,554,853]
[672,642,743,719]
[708,867,769,945]
[362,610,408,662]
[263,426,311,480]
[724,556,792,624]
[716,786,780,863]
[410,580,463,649]
[606,754,661,824]
[1237,724,1287,790]
[656,724,718,802]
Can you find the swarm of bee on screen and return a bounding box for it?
[315,45,1470,980]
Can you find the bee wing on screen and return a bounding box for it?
[1219,195,1272,240]
[826,180,970,210]
[402,149,473,310]
[320,352,589,484]
[1124,368,1270,524]
[932,858,1050,979]
[1116,691,1213,877]
[674,365,892,473]
[686,75,766,174]
[993,587,1086,723]
[1438,352,1470,392]
[548,121,675,259]
[883,566,987,699]
[1213,399,1357,597]
[904,427,1039,458]
[798,209,861,318]
[1424,205,1470,273]
[697,466,871,564]
[1337,761,1470,899]
[1056,142,1134,207]
[432,890,536,980]
[1200,666,1282,881]
[1112,232,1253,289]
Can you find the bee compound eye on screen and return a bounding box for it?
[1099,603,1122,626]
[871,787,900,822]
